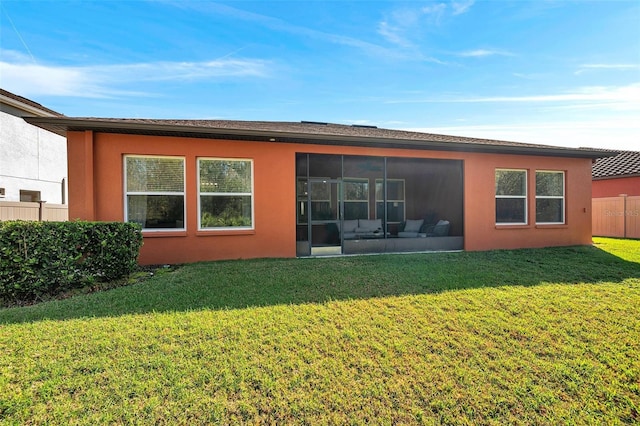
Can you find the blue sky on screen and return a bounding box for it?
[1,0,639,150]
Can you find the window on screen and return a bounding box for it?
[20,190,41,202]
[343,179,369,220]
[495,169,527,224]
[125,155,185,230]
[199,158,253,229]
[536,171,565,224]
[375,179,405,223]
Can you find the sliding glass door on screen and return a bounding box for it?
[308,179,342,256]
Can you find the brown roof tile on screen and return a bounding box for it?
[23,116,615,159]
[592,150,640,179]
[71,117,553,146]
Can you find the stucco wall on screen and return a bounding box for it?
[592,176,640,198]
[68,130,595,265]
[463,153,593,251]
[0,112,67,203]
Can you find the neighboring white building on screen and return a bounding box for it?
[1,89,67,204]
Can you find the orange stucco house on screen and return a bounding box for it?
[26,118,609,265]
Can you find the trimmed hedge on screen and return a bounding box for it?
[0,221,143,304]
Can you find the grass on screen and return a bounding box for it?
[0,237,639,424]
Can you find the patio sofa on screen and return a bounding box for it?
[398,219,450,238]
[340,218,451,240]
[340,219,384,240]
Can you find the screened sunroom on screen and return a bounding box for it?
[295,153,464,256]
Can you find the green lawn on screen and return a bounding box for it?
[1,238,639,424]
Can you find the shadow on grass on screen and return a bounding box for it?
[1,244,639,324]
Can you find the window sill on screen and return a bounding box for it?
[196,229,256,237]
[495,224,530,230]
[535,224,567,229]
[142,230,188,238]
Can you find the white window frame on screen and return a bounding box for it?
[198,157,254,231]
[124,155,186,232]
[536,170,565,225]
[495,169,528,225]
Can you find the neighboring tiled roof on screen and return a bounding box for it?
[24,116,614,159]
[592,150,640,179]
[0,88,64,117]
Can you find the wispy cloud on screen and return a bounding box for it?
[385,83,640,110]
[164,2,449,64]
[575,63,640,75]
[0,49,271,98]
[418,0,474,19]
[168,1,410,61]
[457,84,640,107]
[404,116,640,150]
[106,59,269,82]
[377,0,478,60]
[420,3,448,25]
[513,72,548,80]
[451,0,475,16]
[376,7,429,48]
[376,1,476,60]
[377,20,412,48]
[457,49,514,58]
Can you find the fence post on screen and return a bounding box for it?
[38,200,47,222]
[621,194,627,238]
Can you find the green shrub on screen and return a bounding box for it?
[0,221,143,304]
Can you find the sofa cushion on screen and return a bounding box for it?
[431,220,450,237]
[357,219,382,232]
[342,219,358,233]
[355,227,380,234]
[404,219,424,233]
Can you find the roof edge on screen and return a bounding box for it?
[593,173,640,181]
[0,91,63,117]
[24,116,616,159]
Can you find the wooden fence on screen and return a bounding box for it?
[0,201,68,222]
[592,195,640,239]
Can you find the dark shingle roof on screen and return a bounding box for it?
[592,150,640,179]
[23,116,614,159]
